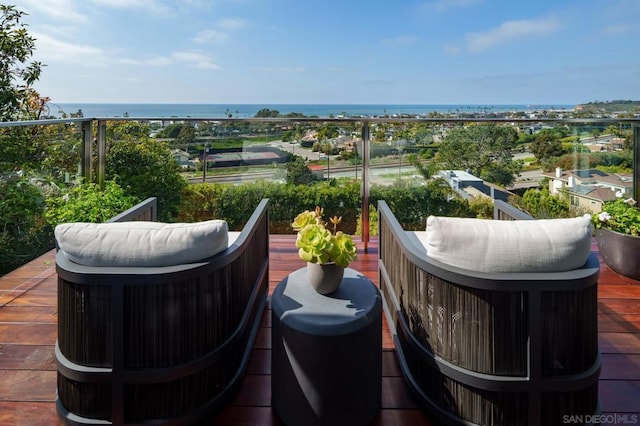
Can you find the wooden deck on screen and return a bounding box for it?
[1,235,639,425]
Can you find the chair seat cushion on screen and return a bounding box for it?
[424,215,592,273]
[55,220,229,267]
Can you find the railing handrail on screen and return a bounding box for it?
[0,118,92,127]
[108,197,158,223]
[2,117,640,127]
[494,199,535,220]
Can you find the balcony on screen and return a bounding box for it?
[1,235,639,424]
[1,115,639,424]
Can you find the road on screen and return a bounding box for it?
[192,141,544,189]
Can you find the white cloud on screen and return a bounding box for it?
[13,0,88,23]
[117,57,172,66]
[89,0,166,9]
[216,18,247,30]
[193,18,247,45]
[116,51,219,69]
[194,29,229,44]
[257,66,305,73]
[171,51,220,69]
[31,32,106,64]
[465,16,560,52]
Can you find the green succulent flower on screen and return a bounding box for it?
[291,210,320,231]
[296,224,333,263]
[329,231,358,267]
[292,206,358,267]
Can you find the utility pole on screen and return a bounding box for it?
[202,143,208,183]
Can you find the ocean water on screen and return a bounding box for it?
[52,103,575,119]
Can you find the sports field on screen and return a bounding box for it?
[209,151,281,162]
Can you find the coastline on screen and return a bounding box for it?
[51,103,575,119]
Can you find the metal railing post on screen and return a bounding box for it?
[634,124,640,203]
[80,120,93,183]
[97,120,106,190]
[361,121,371,252]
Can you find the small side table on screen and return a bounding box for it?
[271,267,382,426]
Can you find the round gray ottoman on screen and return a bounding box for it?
[271,267,382,426]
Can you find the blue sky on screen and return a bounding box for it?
[11,0,640,105]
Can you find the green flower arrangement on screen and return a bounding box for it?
[592,196,640,236]
[292,207,358,268]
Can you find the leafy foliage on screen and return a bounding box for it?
[434,123,522,186]
[592,198,640,236]
[0,174,51,275]
[107,121,152,141]
[179,180,474,233]
[0,4,54,275]
[369,179,475,229]
[291,207,357,267]
[511,188,570,219]
[286,155,315,184]
[530,131,566,161]
[0,5,45,121]
[552,151,633,173]
[255,108,281,118]
[106,137,186,221]
[44,180,139,225]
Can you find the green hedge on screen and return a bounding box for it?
[178,180,474,233]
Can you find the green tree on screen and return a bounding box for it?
[0,5,54,275]
[530,131,565,161]
[106,121,151,141]
[286,156,314,185]
[434,124,521,186]
[317,124,339,142]
[0,175,51,275]
[106,139,186,221]
[0,5,45,121]
[513,188,570,219]
[155,123,187,138]
[407,153,432,180]
[255,108,281,118]
[175,123,195,148]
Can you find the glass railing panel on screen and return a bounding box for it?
[517,120,636,219]
[1,116,638,276]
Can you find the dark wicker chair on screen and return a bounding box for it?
[377,200,600,426]
[55,198,269,425]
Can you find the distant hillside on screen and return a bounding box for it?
[575,99,640,112]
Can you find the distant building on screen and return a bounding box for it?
[438,170,514,202]
[171,149,191,167]
[308,164,324,180]
[580,134,626,151]
[543,168,632,213]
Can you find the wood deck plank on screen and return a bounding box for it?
[0,236,638,424]
[0,345,56,370]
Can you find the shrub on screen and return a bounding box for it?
[0,175,51,275]
[45,180,139,225]
[107,139,186,221]
[178,180,473,233]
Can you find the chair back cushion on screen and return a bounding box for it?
[425,215,592,273]
[55,220,228,267]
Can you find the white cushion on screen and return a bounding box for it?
[55,220,229,267]
[424,215,592,273]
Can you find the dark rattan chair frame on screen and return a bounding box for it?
[55,198,270,425]
[377,200,600,426]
